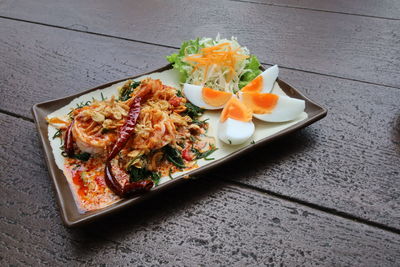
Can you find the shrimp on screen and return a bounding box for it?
[72,117,115,155]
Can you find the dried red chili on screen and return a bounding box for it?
[64,120,75,157]
[107,97,142,161]
[104,161,153,197]
[105,96,154,197]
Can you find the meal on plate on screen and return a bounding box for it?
[167,36,305,144]
[48,78,216,211]
[47,35,306,212]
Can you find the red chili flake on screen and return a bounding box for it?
[182,147,194,161]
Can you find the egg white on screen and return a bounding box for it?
[218,118,255,145]
[253,95,305,122]
[183,83,225,110]
[259,65,279,93]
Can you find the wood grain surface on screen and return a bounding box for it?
[1,113,399,266]
[0,0,399,87]
[213,66,400,229]
[230,0,400,20]
[0,19,174,119]
[1,18,399,230]
[1,0,400,264]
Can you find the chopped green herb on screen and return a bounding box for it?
[101,128,110,134]
[74,152,91,161]
[67,109,74,119]
[128,166,160,183]
[150,171,161,186]
[189,135,197,143]
[152,174,161,186]
[166,154,186,169]
[184,102,204,119]
[101,92,107,101]
[52,129,62,139]
[76,101,92,109]
[228,140,232,144]
[176,90,184,98]
[192,145,218,160]
[168,169,174,180]
[163,145,186,169]
[61,150,90,161]
[119,81,140,101]
[131,81,141,88]
[250,140,255,144]
[126,154,146,170]
[68,101,92,117]
[177,142,185,148]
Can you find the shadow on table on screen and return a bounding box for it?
[210,128,318,183]
[65,128,315,256]
[67,177,224,255]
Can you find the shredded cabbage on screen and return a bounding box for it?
[167,35,262,93]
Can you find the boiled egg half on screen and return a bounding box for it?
[218,96,255,145]
[241,65,279,93]
[183,84,232,110]
[240,92,305,122]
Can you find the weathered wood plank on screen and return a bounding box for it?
[1,113,399,266]
[1,18,399,229]
[0,19,175,119]
[231,0,400,20]
[0,0,399,87]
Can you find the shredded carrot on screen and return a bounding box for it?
[184,43,249,83]
[47,117,68,124]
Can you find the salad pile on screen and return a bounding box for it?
[167,36,262,94]
[167,35,305,146]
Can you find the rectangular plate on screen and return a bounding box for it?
[32,64,327,227]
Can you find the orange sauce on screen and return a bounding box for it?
[48,117,68,124]
[72,170,88,198]
[64,157,120,212]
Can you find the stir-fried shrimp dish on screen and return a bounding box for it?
[47,78,216,211]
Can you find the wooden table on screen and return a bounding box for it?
[1,0,399,265]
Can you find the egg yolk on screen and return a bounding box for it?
[241,92,279,114]
[220,97,253,122]
[202,87,232,107]
[241,75,263,93]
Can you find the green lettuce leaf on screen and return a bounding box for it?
[166,38,203,83]
[239,55,262,89]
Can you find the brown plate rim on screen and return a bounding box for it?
[32,64,327,227]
